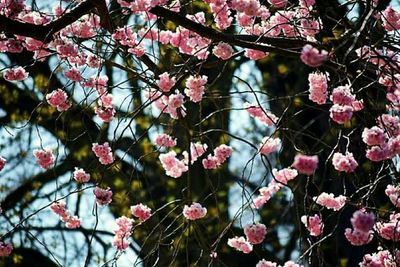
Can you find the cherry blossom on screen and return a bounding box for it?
[3,66,29,81]
[33,148,54,169]
[301,214,323,236]
[131,203,152,222]
[300,45,328,67]
[113,216,134,250]
[259,137,281,155]
[308,72,328,105]
[385,184,400,208]
[183,202,207,220]
[92,142,114,165]
[0,156,6,171]
[73,167,90,183]
[0,242,13,257]
[292,154,318,176]
[94,187,113,206]
[244,223,267,244]
[332,152,358,173]
[313,192,346,211]
[227,236,253,254]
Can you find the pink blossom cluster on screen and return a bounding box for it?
[73,167,90,183]
[244,102,278,126]
[253,180,284,209]
[0,242,13,257]
[244,49,269,60]
[292,154,318,176]
[0,156,6,171]
[145,90,187,119]
[158,72,176,92]
[61,15,101,39]
[117,0,167,13]
[189,142,208,163]
[3,66,29,81]
[131,203,152,222]
[202,144,233,169]
[268,0,287,8]
[212,42,233,60]
[329,85,363,124]
[231,0,260,16]
[94,187,113,206]
[92,142,114,165]
[332,152,358,173]
[64,67,82,82]
[256,260,303,267]
[33,148,54,169]
[244,223,267,244]
[376,213,400,241]
[184,75,208,103]
[382,6,400,31]
[271,168,298,185]
[227,236,253,254]
[259,137,281,155]
[113,216,134,250]
[313,192,346,211]
[360,249,400,267]
[300,45,328,68]
[344,209,375,246]
[182,202,207,220]
[154,133,177,147]
[159,151,188,178]
[95,93,116,123]
[385,184,400,208]
[308,72,328,105]
[46,89,72,112]
[301,214,323,236]
[50,200,81,229]
[112,26,145,57]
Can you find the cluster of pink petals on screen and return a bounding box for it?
[184,75,208,103]
[244,49,269,60]
[113,216,134,250]
[362,126,387,146]
[301,214,323,236]
[244,223,267,244]
[202,144,233,169]
[131,203,152,222]
[308,72,328,105]
[257,260,303,267]
[64,67,83,82]
[46,89,72,112]
[146,90,187,119]
[244,103,278,126]
[92,142,114,165]
[112,26,145,57]
[227,236,253,254]
[272,168,298,185]
[300,45,328,68]
[345,209,375,246]
[231,0,260,16]
[268,0,288,8]
[0,242,13,257]
[259,137,281,155]
[382,6,400,31]
[155,133,177,148]
[313,192,346,211]
[183,202,207,220]
[292,154,318,176]
[50,201,81,229]
[360,249,400,267]
[253,180,284,209]
[159,151,188,178]
[3,66,29,81]
[385,184,400,208]
[0,156,6,171]
[212,42,233,60]
[189,142,208,163]
[158,72,176,92]
[95,93,116,123]
[33,148,54,169]
[93,187,113,206]
[332,152,358,173]
[73,167,90,183]
[376,213,400,241]
[329,85,363,124]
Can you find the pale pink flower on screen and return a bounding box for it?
[3,66,29,81]
[158,72,176,92]
[292,154,318,176]
[212,42,233,60]
[244,223,267,244]
[376,213,400,241]
[155,133,177,147]
[113,216,134,250]
[183,202,207,220]
[159,151,188,178]
[332,152,358,173]
[33,149,54,169]
[329,104,353,124]
[256,259,277,267]
[362,126,387,146]
[46,89,71,112]
[301,214,323,236]
[92,142,114,165]
[271,168,298,185]
[73,167,90,183]
[313,192,346,211]
[131,203,152,221]
[385,184,400,208]
[300,45,328,67]
[259,137,281,155]
[64,67,82,82]
[227,236,253,254]
[308,72,328,105]
[94,187,113,206]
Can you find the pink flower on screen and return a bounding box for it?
[308,72,328,105]
[300,44,328,67]
[259,137,281,155]
[329,104,353,124]
[159,151,188,178]
[33,148,54,169]
[73,167,90,183]
[190,142,208,163]
[385,184,400,208]
[46,89,71,112]
[268,0,287,8]
[227,236,253,254]
[183,202,207,220]
[95,106,116,123]
[376,213,400,241]
[212,42,233,60]
[330,85,355,106]
[202,144,233,169]
[131,203,152,221]
[64,67,82,82]
[0,156,6,171]
[301,214,323,236]
[313,192,346,211]
[344,228,373,246]
[65,216,81,229]
[244,49,269,60]
[158,72,176,92]
[3,66,29,81]
[202,155,219,169]
[244,223,267,244]
[256,259,277,267]
[184,75,208,103]
[92,142,114,165]
[332,152,358,173]
[94,187,113,206]
[360,250,400,267]
[113,216,134,250]
[271,168,298,185]
[50,200,82,229]
[351,210,375,232]
[244,103,278,126]
[362,126,387,146]
[292,154,318,176]
[382,6,400,31]
[366,145,390,162]
[155,133,177,147]
[0,242,13,257]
